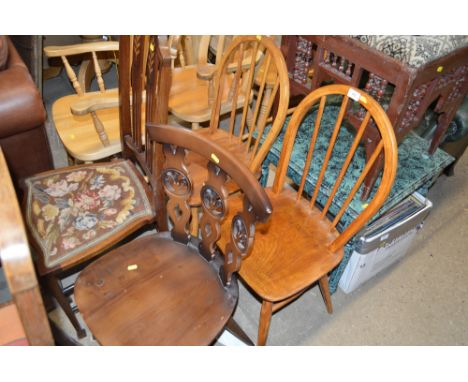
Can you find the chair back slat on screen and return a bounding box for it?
[130,35,147,153]
[61,55,83,96]
[147,124,272,286]
[228,42,246,137]
[321,111,371,218]
[273,84,398,254]
[238,41,261,139]
[91,51,105,92]
[296,95,326,199]
[119,36,172,230]
[330,140,383,230]
[309,96,349,208]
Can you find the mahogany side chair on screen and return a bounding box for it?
[22,36,171,338]
[221,84,398,345]
[74,124,272,345]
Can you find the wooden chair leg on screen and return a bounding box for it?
[318,275,333,314]
[46,275,86,339]
[225,317,254,345]
[191,122,200,130]
[257,300,273,346]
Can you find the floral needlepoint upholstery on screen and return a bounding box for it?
[351,35,468,68]
[25,160,154,268]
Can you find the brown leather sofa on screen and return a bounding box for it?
[0,36,52,196]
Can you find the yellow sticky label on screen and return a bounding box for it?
[361,203,369,209]
[70,134,76,140]
[150,43,155,52]
[360,96,367,104]
[437,66,443,73]
[127,264,138,271]
[256,35,262,41]
[211,153,220,164]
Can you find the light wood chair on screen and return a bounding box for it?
[23,36,171,338]
[44,40,120,162]
[0,148,54,346]
[220,84,398,345]
[169,35,280,131]
[74,124,272,345]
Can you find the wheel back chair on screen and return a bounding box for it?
[73,123,272,345]
[22,36,171,338]
[220,84,398,345]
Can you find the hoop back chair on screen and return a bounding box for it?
[23,36,171,338]
[44,41,121,162]
[184,36,289,209]
[221,84,398,345]
[74,124,272,345]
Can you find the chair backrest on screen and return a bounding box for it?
[118,35,172,229]
[44,40,119,95]
[208,35,290,172]
[146,124,272,286]
[272,84,398,252]
[0,148,53,345]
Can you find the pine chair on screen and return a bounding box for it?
[44,40,120,162]
[169,35,287,133]
[74,124,272,345]
[23,36,171,338]
[221,84,398,345]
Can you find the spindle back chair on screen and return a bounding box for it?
[74,124,272,345]
[222,84,398,345]
[44,41,121,162]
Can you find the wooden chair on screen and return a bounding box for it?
[169,35,287,132]
[220,84,398,345]
[23,36,171,338]
[0,148,54,346]
[74,124,272,345]
[44,40,120,162]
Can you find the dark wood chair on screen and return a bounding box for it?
[22,36,171,338]
[220,84,398,345]
[74,124,272,345]
[0,148,53,346]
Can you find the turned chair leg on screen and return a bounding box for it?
[318,275,333,314]
[257,300,273,346]
[46,275,87,339]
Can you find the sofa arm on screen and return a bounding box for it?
[0,38,46,139]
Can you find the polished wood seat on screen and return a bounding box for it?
[224,188,343,302]
[74,124,272,345]
[75,233,237,345]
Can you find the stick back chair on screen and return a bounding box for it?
[185,36,289,207]
[221,84,398,345]
[23,36,171,338]
[74,124,272,345]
